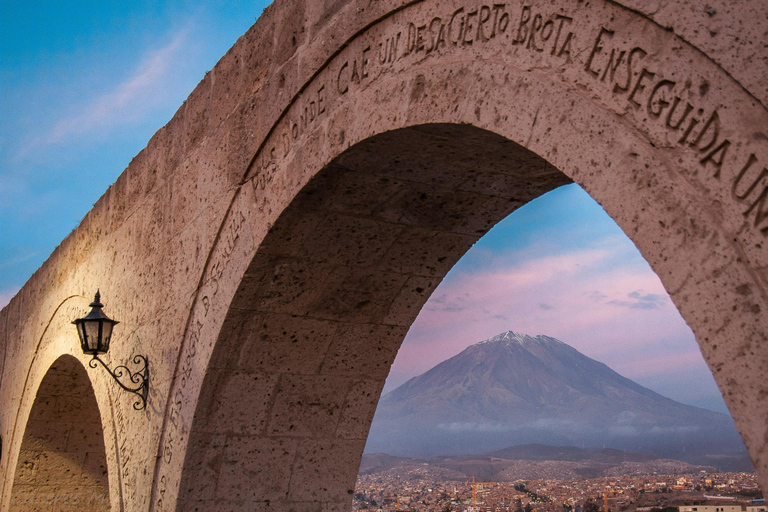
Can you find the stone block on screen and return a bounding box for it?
[251,207,322,259]
[382,275,439,327]
[209,46,245,130]
[387,183,520,236]
[273,0,307,67]
[309,269,409,323]
[80,451,109,486]
[298,212,404,267]
[66,420,107,453]
[216,436,297,502]
[291,166,408,218]
[287,438,365,502]
[20,420,69,452]
[267,374,350,437]
[25,397,56,423]
[53,395,100,424]
[377,226,476,277]
[237,313,339,374]
[181,73,212,154]
[178,433,228,502]
[221,103,262,185]
[240,12,275,98]
[12,451,41,486]
[253,258,335,316]
[320,323,406,378]
[203,370,279,436]
[335,378,385,439]
[32,450,87,487]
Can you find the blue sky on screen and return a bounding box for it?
[0,1,728,414]
[0,1,267,305]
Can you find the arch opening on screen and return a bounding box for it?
[363,181,750,470]
[10,355,110,511]
[176,124,575,510]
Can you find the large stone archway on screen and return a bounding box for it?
[0,0,766,511]
[176,124,570,509]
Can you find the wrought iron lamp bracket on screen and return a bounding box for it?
[89,354,148,410]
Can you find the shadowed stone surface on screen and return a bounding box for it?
[1,0,767,510]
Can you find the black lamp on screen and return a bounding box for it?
[73,291,148,410]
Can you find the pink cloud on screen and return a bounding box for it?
[387,244,702,393]
[611,350,708,380]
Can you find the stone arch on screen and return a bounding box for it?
[9,355,110,511]
[148,0,768,510]
[177,124,568,509]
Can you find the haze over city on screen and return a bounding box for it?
[0,0,728,417]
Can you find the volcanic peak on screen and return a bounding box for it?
[478,330,565,349]
[366,329,746,465]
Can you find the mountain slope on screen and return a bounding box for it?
[366,331,747,466]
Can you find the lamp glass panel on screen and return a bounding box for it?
[84,321,102,352]
[76,322,88,352]
[101,321,113,352]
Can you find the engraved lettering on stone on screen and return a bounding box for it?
[733,154,768,233]
[582,23,765,232]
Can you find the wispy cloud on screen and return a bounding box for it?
[608,290,667,310]
[612,350,708,381]
[415,247,638,333]
[0,252,38,271]
[387,240,700,395]
[18,25,192,157]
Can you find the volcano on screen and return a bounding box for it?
[365,331,748,469]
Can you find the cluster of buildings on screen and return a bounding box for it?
[353,473,763,512]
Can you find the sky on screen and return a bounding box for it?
[386,185,729,414]
[0,1,729,415]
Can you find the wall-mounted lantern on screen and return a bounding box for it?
[72,291,148,410]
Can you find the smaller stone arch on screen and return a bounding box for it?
[9,355,110,511]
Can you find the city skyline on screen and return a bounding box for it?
[0,1,728,414]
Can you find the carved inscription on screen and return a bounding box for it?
[337,48,372,94]
[253,85,328,192]
[585,28,730,169]
[513,6,573,57]
[383,0,761,230]
[584,26,768,233]
[155,207,248,510]
[347,1,766,234]
[733,154,768,233]
[248,1,579,192]
[401,5,510,54]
